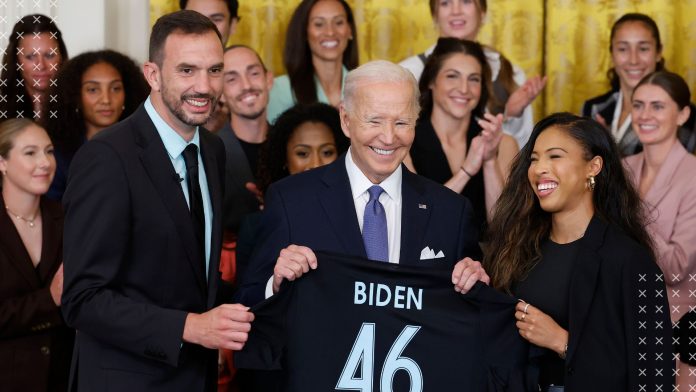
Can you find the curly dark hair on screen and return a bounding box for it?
[46,50,150,157]
[284,0,358,105]
[0,14,68,123]
[484,112,655,292]
[256,103,349,193]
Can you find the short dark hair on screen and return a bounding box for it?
[419,38,491,118]
[225,44,267,72]
[633,70,691,110]
[256,103,349,192]
[149,10,222,66]
[179,0,239,18]
[608,13,664,90]
[284,0,358,105]
[0,14,68,122]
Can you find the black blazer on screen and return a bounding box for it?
[0,197,72,392]
[560,216,673,391]
[61,104,226,391]
[236,154,481,306]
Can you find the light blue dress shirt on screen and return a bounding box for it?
[144,97,213,279]
[266,66,348,123]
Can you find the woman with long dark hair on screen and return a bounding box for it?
[485,113,672,390]
[582,13,696,155]
[45,49,149,201]
[407,38,517,236]
[400,0,545,148]
[266,0,358,122]
[0,14,68,123]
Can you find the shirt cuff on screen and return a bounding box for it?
[265,276,274,299]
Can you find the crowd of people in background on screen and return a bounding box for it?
[1,0,695,391]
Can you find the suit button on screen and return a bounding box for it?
[40,346,50,355]
[567,366,574,375]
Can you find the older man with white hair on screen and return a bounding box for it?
[236,60,487,306]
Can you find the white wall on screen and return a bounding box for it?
[1,0,150,65]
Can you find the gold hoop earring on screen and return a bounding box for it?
[587,176,596,191]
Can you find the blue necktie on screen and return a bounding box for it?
[362,185,388,262]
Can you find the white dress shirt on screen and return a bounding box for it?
[345,148,402,264]
[264,150,404,298]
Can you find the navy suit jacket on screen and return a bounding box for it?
[236,154,481,306]
[61,104,226,392]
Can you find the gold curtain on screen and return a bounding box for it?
[150,0,696,120]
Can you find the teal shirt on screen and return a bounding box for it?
[266,66,348,123]
[144,97,213,279]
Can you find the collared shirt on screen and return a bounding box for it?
[144,97,213,278]
[610,92,632,143]
[266,66,348,123]
[345,148,402,264]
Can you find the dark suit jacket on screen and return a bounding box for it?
[582,90,696,155]
[561,216,673,391]
[217,122,260,233]
[61,104,226,392]
[235,154,481,306]
[0,197,72,392]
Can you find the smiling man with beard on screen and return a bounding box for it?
[218,45,273,239]
[61,10,254,392]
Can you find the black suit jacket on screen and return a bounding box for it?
[561,216,673,390]
[0,197,72,392]
[61,104,226,391]
[236,154,481,306]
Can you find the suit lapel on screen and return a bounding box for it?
[644,142,687,207]
[200,130,222,308]
[36,199,62,283]
[133,108,207,293]
[0,208,39,287]
[400,168,431,265]
[566,216,606,363]
[318,156,366,258]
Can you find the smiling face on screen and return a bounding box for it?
[611,21,662,92]
[223,46,273,121]
[81,62,126,136]
[286,121,338,174]
[145,31,224,137]
[631,83,690,147]
[528,126,599,215]
[434,0,483,41]
[430,53,482,121]
[340,80,417,184]
[306,0,352,64]
[17,33,62,96]
[0,124,55,197]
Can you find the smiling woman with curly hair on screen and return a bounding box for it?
[44,49,150,201]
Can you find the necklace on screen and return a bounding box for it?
[5,205,38,228]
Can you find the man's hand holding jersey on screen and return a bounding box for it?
[272,245,488,294]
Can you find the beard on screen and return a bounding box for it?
[161,83,218,127]
[231,88,267,121]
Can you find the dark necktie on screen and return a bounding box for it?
[362,185,388,262]
[182,144,206,271]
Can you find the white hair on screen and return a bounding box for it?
[342,60,420,114]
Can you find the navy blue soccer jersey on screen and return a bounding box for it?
[235,252,534,391]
